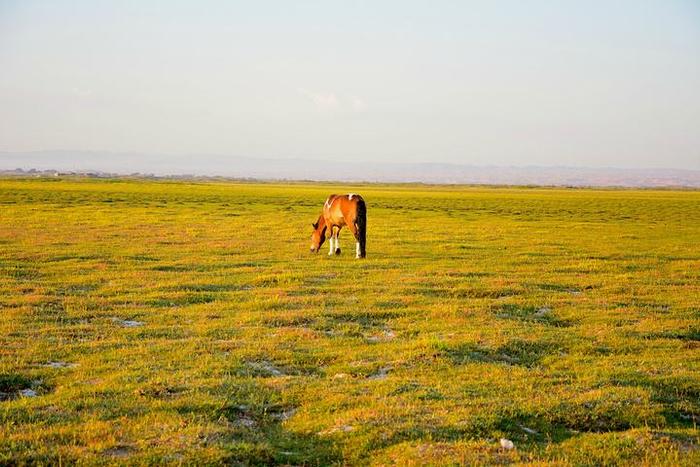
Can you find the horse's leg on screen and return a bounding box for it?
[335,227,342,255]
[345,218,362,259]
[328,226,336,255]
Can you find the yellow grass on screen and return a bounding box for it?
[1,177,699,465]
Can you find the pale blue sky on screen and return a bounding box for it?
[1,1,699,169]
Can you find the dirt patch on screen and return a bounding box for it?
[436,339,561,368]
[136,382,184,399]
[367,329,396,343]
[103,445,135,458]
[368,366,391,380]
[42,361,78,369]
[111,317,144,327]
[319,425,354,436]
[492,304,573,327]
[241,361,284,377]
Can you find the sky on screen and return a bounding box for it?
[1,0,699,170]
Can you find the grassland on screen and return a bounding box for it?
[0,177,699,465]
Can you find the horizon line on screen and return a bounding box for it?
[1,149,699,173]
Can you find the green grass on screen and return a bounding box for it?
[0,177,699,465]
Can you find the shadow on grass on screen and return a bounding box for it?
[322,309,404,327]
[608,372,700,427]
[414,286,521,299]
[635,328,700,342]
[145,293,218,307]
[214,381,342,465]
[262,314,316,328]
[356,409,600,455]
[490,379,697,449]
[164,283,249,293]
[492,395,668,446]
[435,339,561,368]
[492,304,575,327]
[0,373,33,401]
[535,283,595,295]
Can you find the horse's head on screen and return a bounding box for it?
[310,216,326,253]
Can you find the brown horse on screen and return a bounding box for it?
[310,193,366,258]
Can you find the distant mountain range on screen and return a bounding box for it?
[1,151,699,188]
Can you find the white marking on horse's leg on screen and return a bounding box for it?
[356,241,361,258]
[335,235,341,254]
[328,235,335,255]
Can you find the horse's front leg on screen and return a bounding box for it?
[328,227,335,256]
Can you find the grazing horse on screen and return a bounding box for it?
[310,193,366,258]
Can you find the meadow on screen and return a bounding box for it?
[0,177,699,465]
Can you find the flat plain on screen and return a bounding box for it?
[1,178,699,465]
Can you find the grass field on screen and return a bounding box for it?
[1,177,699,465]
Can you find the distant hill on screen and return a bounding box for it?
[1,151,699,187]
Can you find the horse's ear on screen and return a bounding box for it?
[312,221,318,229]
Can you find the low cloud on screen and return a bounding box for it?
[350,96,367,112]
[298,89,366,113]
[71,88,93,98]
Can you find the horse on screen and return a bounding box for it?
[310,193,366,258]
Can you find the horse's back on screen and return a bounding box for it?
[323,193,363,225]
[324,194,338,208]
[338,194,364,213]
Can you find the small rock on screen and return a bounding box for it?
[367,329,395,343]
[332,373,349,379]
[534,307,551,317]
[498,353,520,364]
[111,317,144,327]
[680,413,700,423]
[519,425,538,435]
[258,361,283,376]
[368,367,391,380]
[43,361,77,368]
[500,438,515,450]
[103,446,133,458]
[319,425,354,436]
[271,408,297,421]
[237,417,256,428]
[19,389,37,397]
[121,320,144,327]
[247,361,284,376]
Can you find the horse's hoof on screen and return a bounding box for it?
[335,248,341,255]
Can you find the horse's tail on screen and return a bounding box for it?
[355,198,367,258]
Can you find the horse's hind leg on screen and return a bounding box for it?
[334,227,341,255]
[345,219,361,259]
